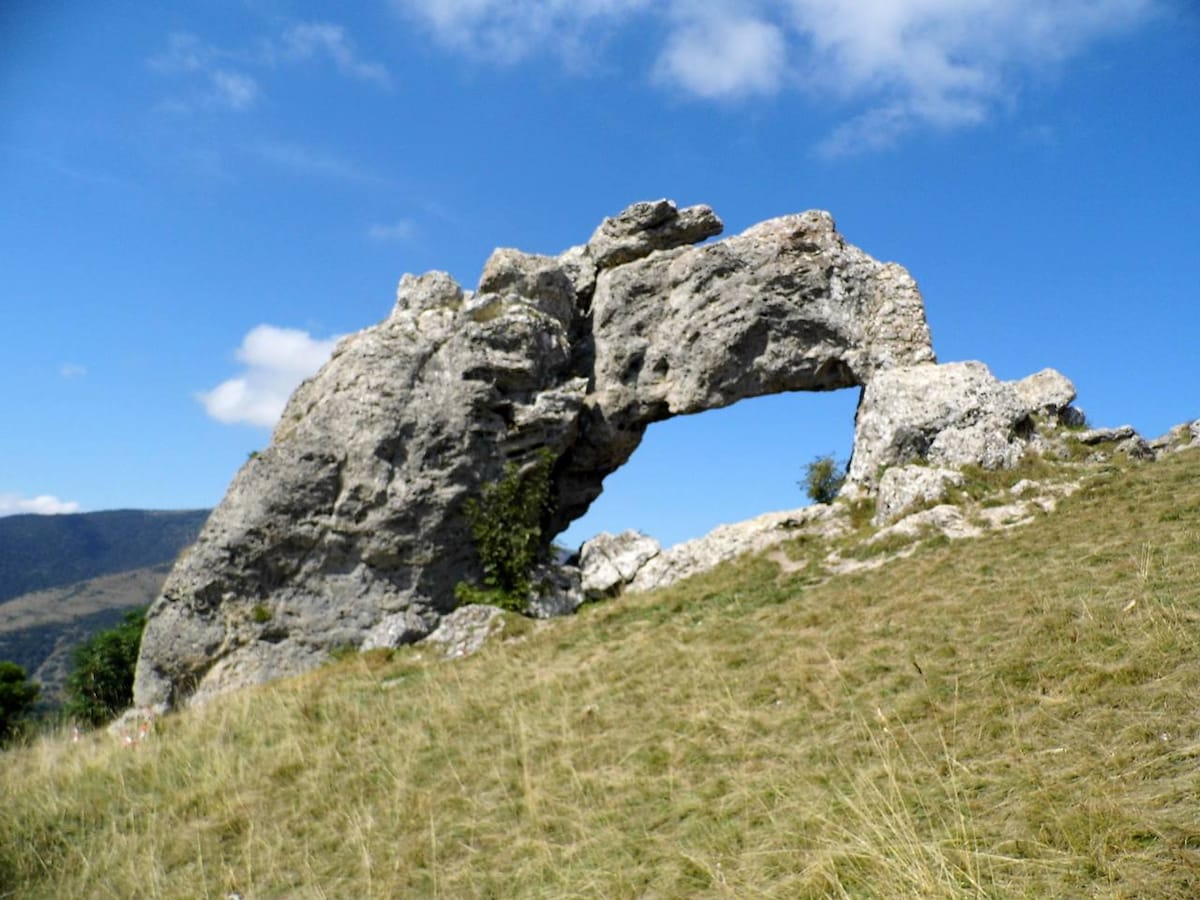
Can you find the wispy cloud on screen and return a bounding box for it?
[149,32,261,112]
[367,219,417,242]
[149,20,391,114]
[148,31,210,74]
[0,493,82,517]
[275,23,392,88]
[250,141,391,186]
[60,363,87,379]
[393,0,1156,151]
[209,70,260,110]
[198,325,341,428]
[391,0,650,64]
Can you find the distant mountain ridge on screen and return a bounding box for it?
[0,509,209,701]
[0,508,209,604]
[0,565,176,701]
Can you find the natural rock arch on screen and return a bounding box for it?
[133,199,945,708]
[557,388,861,549]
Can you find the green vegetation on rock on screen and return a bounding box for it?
[455,449,555,613]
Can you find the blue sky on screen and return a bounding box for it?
[2,1,1197,548]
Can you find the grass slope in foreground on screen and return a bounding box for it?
[2,450,1199,898]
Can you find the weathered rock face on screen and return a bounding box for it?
[847,362,1080,489]
[579,530,663,600]
[846,361,1083,524]
[136,199,940,708]
[873,465,965,525]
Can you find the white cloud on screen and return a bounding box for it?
[198,325,341,427]
[367,219,417,242]
[210,70,260,110]
[814,102,918,158]
[655,13,786,99]
[0,494,82,517]
[394,0,1156,150]
[60,363,87,378]
[786,0,1153,154]
[277,23,392,88]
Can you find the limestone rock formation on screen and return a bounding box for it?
[134,198,943,709]
[626,504,843,592]
[580,530,662,600]
[847,362,1081,489]
[1074,425,1155,460]
[845,361,1084,524]
[419,604,508,660]
[873,466,965,525]
[1151,420,1200,454]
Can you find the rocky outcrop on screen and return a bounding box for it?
[843,362,1085,524]
[134,199,941,708]
[576,505,849,600]
[580,531,662,600]
[629,504,845,592]
[419,604,508,660]
[553,208,936,532]
[873,466,965,525]
[847,362,1082,490]
[1151,420,1200,454]
[1073,425,1155,460]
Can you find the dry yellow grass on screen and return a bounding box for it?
[2,449,1199,898]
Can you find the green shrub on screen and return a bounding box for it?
[803,454,847,505]
[64,609,146,727]
[456,449,555,613]
[0,661,39,745]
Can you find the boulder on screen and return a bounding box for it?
[868,504,983,544]
[420,605,506,660]
[1150,420,1200,454]
[361,609,435,652]
[133,199,943,708]
[873,465,965,525]
[1074,425,1138,444]
[1014,368,1077,421]
[525,562,585,619]
[580,531,662,599]
[584,199,723,269]
[846,361,1077,489]
[1071,425,1154,460]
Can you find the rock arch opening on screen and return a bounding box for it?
[556,388,861,550]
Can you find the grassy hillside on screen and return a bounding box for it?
[0,509,207,604]
[1,450,1198,898]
